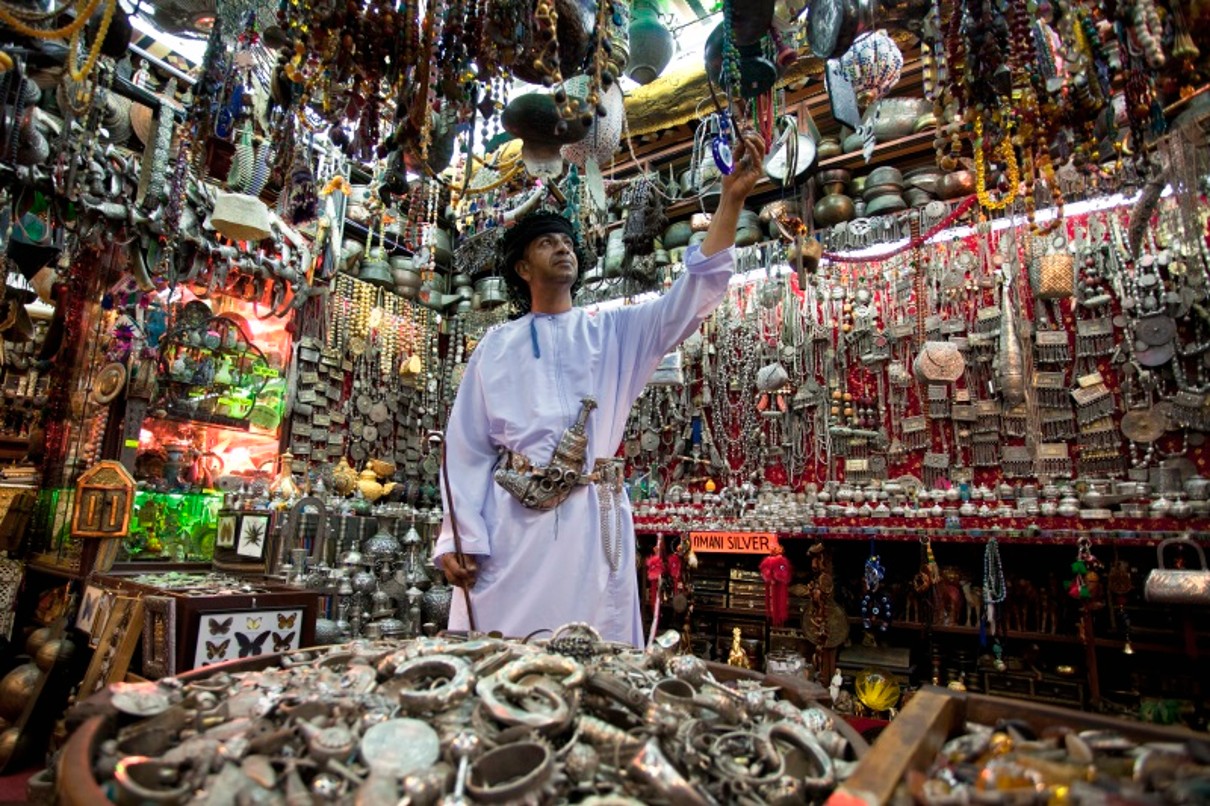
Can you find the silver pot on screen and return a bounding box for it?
[392,256,422,298]
[864,97,932,142]
[474,276,508,310]
[432,228,453,267]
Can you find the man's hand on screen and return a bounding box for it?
[440,553,479,589]
[721,127,767,203]
[700,126,768,258]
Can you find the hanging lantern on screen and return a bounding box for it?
[561,79,625,168]
[626,0,674,85]
[839,30,903,106]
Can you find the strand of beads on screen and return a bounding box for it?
[68,0,115,82]
[582,0,620,126]
[973,116,1019,213]
[0,0,98,40]
[721,0,742,98]
[532,0,575,134]
[1130,0,1165,68]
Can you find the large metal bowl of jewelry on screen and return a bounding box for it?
[59,629,866,805]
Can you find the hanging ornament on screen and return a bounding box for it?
[840,30,903,104]
[859,543,892,633]
[760,543,793,627]
[839,30,903,161]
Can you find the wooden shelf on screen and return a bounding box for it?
[863,619,1082,644]
[662,607,1207,656]
[635,521,1210,546]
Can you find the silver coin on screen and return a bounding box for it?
[1136,315,1176,347]
[369,402,389,423]
[360,719,439,778]
[640,430,660,452]
[362,425,379,442]
[350,444,368,462]
[356,394,373,414]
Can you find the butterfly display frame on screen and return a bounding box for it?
[75,584,109,638]
[192,606,304,668]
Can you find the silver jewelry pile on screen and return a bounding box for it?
[86,625,856,804]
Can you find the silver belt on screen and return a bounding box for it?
[496,450,624,491]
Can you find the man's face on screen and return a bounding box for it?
[516,232,578,291]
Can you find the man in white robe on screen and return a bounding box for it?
[434,129,766,646]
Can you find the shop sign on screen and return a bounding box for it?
[689,531,780,554]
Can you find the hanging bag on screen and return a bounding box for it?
[913,340,965,384]
[1144,536,1210,605]
[1031,253,1075,300]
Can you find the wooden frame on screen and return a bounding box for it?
[70,462,136,538]
[216,513,237,548]
[78,595,144,697]
[140,595,176,679]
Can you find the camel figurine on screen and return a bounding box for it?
[1007,578,1037,633]
[1037,575,1061,634]
[934,569,964,627]
[959,580,983,628]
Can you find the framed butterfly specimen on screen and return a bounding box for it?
[193,608,306,667]
[75,585,107,636]
[208,617,233,635]
[236,631,269,658]
[273,631,296,652]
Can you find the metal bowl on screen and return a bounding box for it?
[862,182,905,202]
[817,168,852,186]
[867,166,904,188]
[865,194,908,216]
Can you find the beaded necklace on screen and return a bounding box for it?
[982,537,1006,635]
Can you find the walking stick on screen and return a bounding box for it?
[431,432,477,632]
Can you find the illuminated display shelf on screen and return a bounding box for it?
[122,489,225,562]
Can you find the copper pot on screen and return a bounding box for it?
[816,136,842,159]
[937,170,975,200]
[813,193,856,227]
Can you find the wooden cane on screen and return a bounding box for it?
[436,436,477,631]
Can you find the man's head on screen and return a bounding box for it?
[498,212,587,315]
